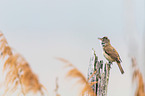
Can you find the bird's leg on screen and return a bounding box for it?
[108,62,112,68]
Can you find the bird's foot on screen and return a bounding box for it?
[109,62,113,65]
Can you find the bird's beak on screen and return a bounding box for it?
[98,37,102,41]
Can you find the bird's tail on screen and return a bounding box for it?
[117,62,124,74]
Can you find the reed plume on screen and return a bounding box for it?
[0,32,47,96]
[132,57,145,96]
[56,57,97,96]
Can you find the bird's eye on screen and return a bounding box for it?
[104,37,107,40]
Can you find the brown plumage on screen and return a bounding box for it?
[98,36,124,74]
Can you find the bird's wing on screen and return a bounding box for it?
[104,46,121,62]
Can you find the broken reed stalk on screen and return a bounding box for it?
[0,32,47,96]
[85,49,111,96]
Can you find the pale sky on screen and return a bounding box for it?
[0,0,144,96]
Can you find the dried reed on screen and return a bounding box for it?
[56,57,97,96]
[54,77,60,96]
[0,32,47,96]
[132,57,145,96]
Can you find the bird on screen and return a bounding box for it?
[98,36,124,74]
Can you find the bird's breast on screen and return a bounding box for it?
[103,51,115,62]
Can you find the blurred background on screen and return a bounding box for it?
[0,0,144,96]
